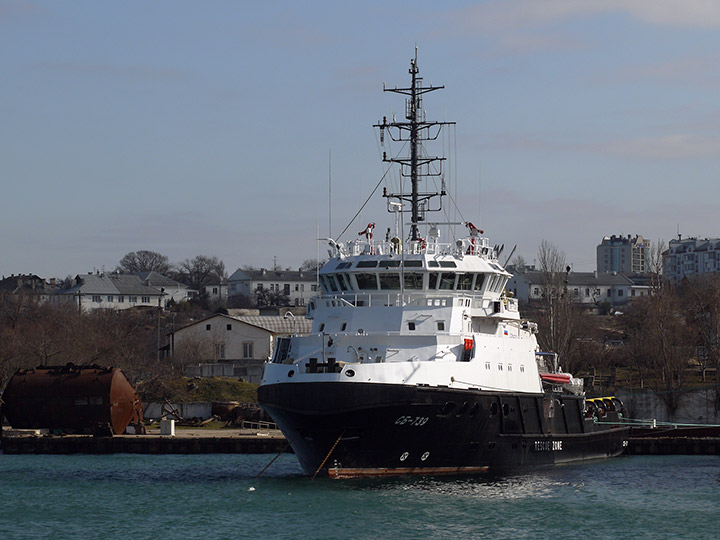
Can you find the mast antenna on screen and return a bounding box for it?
[374,51,455,241]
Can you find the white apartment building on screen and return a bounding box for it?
[597,234,648,275]
[663,236,720,285]
[227,268,318,307]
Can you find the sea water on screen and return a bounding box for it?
[0,453,718,540]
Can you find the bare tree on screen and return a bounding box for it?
[682,274,720,392]
[622,285,693,415]
[117,250,170,274]
[299,258,327,272]
[647,239,666,291]
[535,240,580,370]
[174,256,226,290]
[254,288,290,308]
[511,254,527,269]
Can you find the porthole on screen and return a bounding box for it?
[456,401,469,417]
[440,401,457,416]
[489,402,499,418]
[421,452,430,461]
[400,452,409,462]
[288,370,295,378]
[345,369,355,378]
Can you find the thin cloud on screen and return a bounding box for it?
[610,55,720,88]
[600,133,720,159]
[448,0,720,33]
[34,62,185,82]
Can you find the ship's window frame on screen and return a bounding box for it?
[328,275,340,292]
[498,363,503,371]
[485,362,491,370]
[429,272,440,289]
[379,272,401,290]
[520,365,525,373]
[439,261,457,268]
[457,273,473,290]
[356,260,378,268]
[337,273,350,291]
[379,260,401,268]
[474,273,486,291]
[439,272,455,290]
[319,323,325,332]
[408,322,416,331]
[355,273,379,290]
[341,322,347,331]
[437,321,445,331]
[403,272,423,290]
[404,260,423,268]
[428,260,439,268]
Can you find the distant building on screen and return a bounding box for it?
[507,267,650,311]
[0,274,56,301]
[201,280,228,303]
[136,271,195,307]
[663,236,720,285]
[597,235,648,275]
[53,272,164,312]
[171,313,312,383]
[228,268,317,307]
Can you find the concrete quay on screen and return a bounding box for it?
[627,437,720,455]
[0,427,289,455]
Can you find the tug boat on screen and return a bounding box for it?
[258,53,629,478]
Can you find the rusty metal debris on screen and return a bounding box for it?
[2,363,143,435]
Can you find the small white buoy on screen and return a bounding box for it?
[248,486,256,492]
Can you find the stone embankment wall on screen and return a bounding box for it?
[616,387,720,424]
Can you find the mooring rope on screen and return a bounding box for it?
[312,431,345,480]
[594,418,720,428]
[254,443,290,479]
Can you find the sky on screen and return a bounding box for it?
[2,0,720,279]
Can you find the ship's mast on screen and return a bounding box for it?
[375,50,455,242]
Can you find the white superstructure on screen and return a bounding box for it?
[261,230,544,395]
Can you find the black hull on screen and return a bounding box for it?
[258,382,629,478]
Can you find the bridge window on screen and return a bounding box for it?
[457,273,473,290]
[474,274,486,291]
[404,272,423,289]
[429,272,439,289]
[379,273,401,290]
[439,272,455,290]
[355,273,378,290]
[336,274,350,291]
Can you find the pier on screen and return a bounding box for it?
[0,426,289,455]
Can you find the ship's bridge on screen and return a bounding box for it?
[309,237,518,321]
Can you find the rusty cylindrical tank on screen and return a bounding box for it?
[2,363,143,435]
